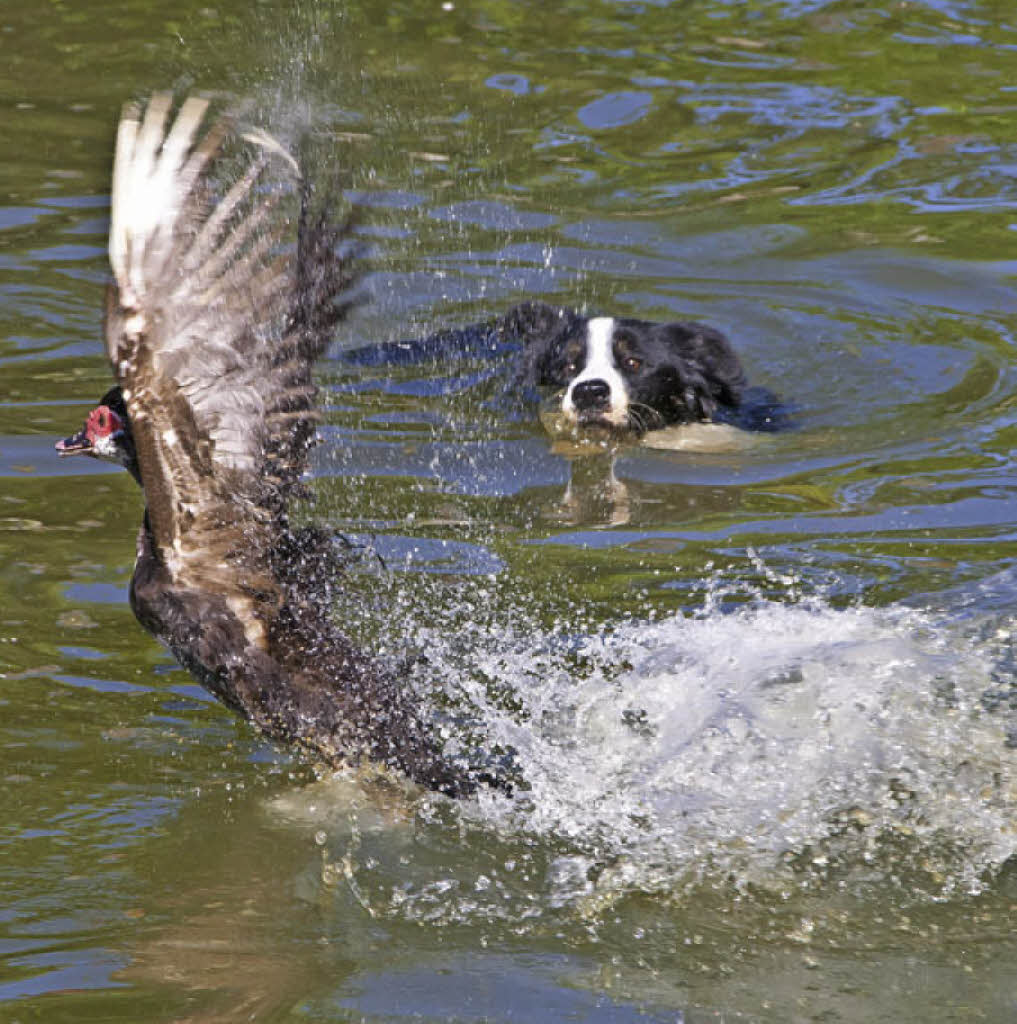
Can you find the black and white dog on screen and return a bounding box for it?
[342,300,783,438]
[503,302,751,436]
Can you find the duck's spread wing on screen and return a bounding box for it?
[98,95,504,797]
[104,95,355,626]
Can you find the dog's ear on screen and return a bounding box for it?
[499,301,580,346]
[674,374,718,421]
[660,322,746,408]
[500,302,582,386]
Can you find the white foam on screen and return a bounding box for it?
[274,584,1017,912]
[443,597,1017,894]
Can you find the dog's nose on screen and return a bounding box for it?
[571,379,612,411]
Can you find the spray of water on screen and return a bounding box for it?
[271,559,1017,928]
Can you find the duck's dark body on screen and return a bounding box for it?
[58,95,483,797]
[130,519,472,794]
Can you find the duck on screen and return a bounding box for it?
[56,94,494,798]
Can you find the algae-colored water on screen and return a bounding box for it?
[4,1,1017,1020]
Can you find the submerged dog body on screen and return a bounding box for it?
[344,300,782,438]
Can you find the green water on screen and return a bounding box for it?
[4,1,1017,1020]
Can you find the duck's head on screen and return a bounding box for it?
[57,386,140,482]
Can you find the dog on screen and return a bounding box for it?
[341,300,785,439]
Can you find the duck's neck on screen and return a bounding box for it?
[123,448,143,486]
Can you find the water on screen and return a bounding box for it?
[4,0,1017,1020]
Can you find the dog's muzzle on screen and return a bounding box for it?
[570,379,612,413]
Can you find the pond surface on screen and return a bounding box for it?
[4,0,1017,1020]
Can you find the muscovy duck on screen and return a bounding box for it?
[56,94,486,797]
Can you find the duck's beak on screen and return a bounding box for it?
[55,426,93,456]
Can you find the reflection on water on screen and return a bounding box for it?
[4,0,1017,1019]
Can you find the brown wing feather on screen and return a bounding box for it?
[103,95,353,645]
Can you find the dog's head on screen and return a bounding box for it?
[512,304,746,437]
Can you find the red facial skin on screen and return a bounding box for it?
[86,405,123,441]
[56,404,125,456]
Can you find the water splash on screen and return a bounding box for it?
[470,597,1017,893]
[275,574,1017,925]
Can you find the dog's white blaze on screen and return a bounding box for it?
[563,317,629,425]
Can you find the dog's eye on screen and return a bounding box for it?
[622,355,642,372]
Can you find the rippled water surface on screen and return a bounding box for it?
[4,1,1017,1020]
